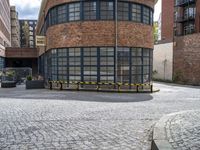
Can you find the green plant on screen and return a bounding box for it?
[153,70,158,76]
[26,75,32,81]
[6,71,15,77]
[173,71,183,82]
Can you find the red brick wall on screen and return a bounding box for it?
[37,0,155,56]
[195,0,200,33]
[174,33,200,85]
[161,0,174,42]
[46,21,153,51]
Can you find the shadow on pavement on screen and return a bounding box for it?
[0,86,154,103]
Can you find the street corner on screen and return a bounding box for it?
[152,110,200,150]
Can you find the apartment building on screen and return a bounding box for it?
[154,0,200,85]
[0,0,11,71]
[10,6,20,47]
[19,20,37,48]
[173,0,200,85]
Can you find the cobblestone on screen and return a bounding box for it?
[0,82,199,149]
[166,111,200,149]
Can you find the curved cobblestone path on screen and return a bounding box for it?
[166,111,200,150]
[0,83,200,149]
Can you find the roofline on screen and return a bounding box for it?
[37,0,47,26]
[37,0,158,32]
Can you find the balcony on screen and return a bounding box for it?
[175,14,195,23]
[175,0,196,7]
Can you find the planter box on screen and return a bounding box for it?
[26,80,45,89]
[1,81,16,88]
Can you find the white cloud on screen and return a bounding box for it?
[10,0,42,20]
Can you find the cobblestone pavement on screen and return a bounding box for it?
[0,82,199,149]
[166,111,200,150]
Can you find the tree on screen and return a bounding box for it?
[153,22,159,43]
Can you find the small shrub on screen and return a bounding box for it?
[6,71,15,77]
[26,76,32,81]
[173,71,183,82]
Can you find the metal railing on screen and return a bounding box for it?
[175,15,195,22]
[175,0,196,6]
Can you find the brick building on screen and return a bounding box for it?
[161,0,174,42]
[173,0,200,85]
[0,0,11,71]
[154,0,200,85]
[36,0,157,89]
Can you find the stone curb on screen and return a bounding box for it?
[151,110,197,150]
[46,86,160,93]
[151,115,173,150]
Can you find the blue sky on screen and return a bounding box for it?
[10,0,161,21]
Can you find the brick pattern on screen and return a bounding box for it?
[45,21,153,53]
[195,0,200,33]
[5,47,38,58]
[174,33,200,85]
[161,0,174,42]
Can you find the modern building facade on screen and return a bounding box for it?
[36,0,157,88]
[10,6,20,47]
[0,0,11,71]
[19,20,37,48]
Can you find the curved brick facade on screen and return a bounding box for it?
[37,0,156,88]
[37,0,156,35]
[45,21,153,51]
[37,0,155,54]
[44,0,155,13]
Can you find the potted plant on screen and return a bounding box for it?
[1,71,16,88]
[26,75,45,89]
[26,75,32,81]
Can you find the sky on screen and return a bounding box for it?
[10,0,42,20]
[10,0,162,21]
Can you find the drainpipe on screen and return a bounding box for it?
[115,0,118,84]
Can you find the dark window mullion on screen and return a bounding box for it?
[129,48,132,87]
[97,0,100,20]
[141,48,144,84]
[80,1,84,20]
[81,48,84,82]
[141,5,144,24]
[129,2,132,21]
[97,47,100,82]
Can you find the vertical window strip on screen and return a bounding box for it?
[132,4,142,22]
[69,3,80,21]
